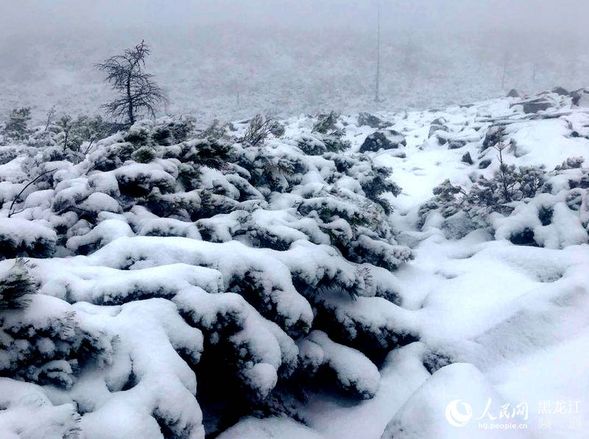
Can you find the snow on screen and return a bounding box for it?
[223,93,588,438]
[0,218,57,249]
[218,416,323,439]
[0,378,80,439]
[306,330,381,399]
[1,90,588,438]
[381,363,524,439]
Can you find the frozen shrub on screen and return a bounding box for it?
[151,118,195,145]
[322,135,351,153]
[297,135,327,156]
[419,163,547,231]
[0,379,81,438]
[269,121,285,138]
[0,259,36,310]
[2,108,32,142]
[0,293,114,389]
[241,114,280,146]
[131,145,156,163]
[0,146,19,165]
[309,112,350,153]
[312,111,340,135]
[556,156,585,170]
[461,151,474,164]
[201,119,229,140]
[123,122,151,146]
[299,331,380,399]
[0,219,57,260]
[0,111,412,437]
[41,115,116,158]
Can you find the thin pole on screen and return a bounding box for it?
[375,0,382,102]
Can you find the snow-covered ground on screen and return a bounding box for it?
[219,91,589,439]
[1,89,588,438]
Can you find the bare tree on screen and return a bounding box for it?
[97,40,168,126]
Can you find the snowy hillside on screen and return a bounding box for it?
[0,89,588,439]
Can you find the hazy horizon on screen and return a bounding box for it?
[1,0,588,122]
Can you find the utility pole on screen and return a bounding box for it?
[375,0,382,102]
[501,52,509,91]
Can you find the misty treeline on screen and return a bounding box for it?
[0,40,167,150]
[0,0,588,120]
[0,39,283,159]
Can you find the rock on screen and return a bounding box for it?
[442,211,478,240]
[482,126,504,150]
[436,136,448,145]
[506,89,520,98]
[448,139,467,150]
[572,90,589,107]
[428,118,448,138]
[461,152,473,165]
[570,90,583,106]
[521,98,552,114]
[552,86,569,96]
[360,130,406,153]
[478,159,492,169]
[357,112,390,129]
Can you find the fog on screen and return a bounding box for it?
[1,0,588,121]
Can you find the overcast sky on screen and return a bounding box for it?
[2,0,588,36]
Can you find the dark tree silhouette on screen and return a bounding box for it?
[97,40,167,126]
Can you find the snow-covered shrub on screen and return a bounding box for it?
[491,166,589,248]
[419,162,548,231]
[0,113,411,437]
[0,219,57,260]
[152,117,196,145]
[2,108,32,142]
[240,114,280,146]
[25,115,115,161]
[0,278,113,390]
[0,379,81,439]
[297,135,328,156]
[201,119,233,141]
[312,111,340,135]
[556,156,585,171]
[0,259,36,310]
[419,154,589,247]
[298,330,380,399]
